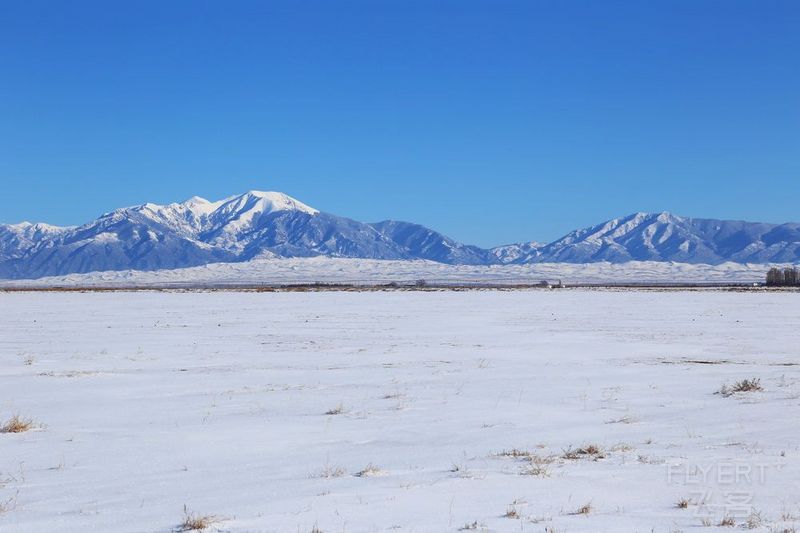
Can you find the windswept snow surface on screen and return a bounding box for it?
[0,257,775,287]
[2,290,800,532]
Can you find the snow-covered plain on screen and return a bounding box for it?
[0,257,778,287]
[2,290,800,532]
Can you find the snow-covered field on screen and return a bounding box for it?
[2,289,799,532]
[0,257,778,287]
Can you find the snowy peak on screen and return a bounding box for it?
[532,212,800,264]
[209,191,315,229]
[0,221,73,262]
[2,196,799,280]
[179,196,221,215]
[209,191,318,221]
[235,190,318,215]
[99,191,319,242]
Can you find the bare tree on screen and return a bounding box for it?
[766,267,782,286]
[767,266,800,286]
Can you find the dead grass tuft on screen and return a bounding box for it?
[313,465,346,479]
[571,502,593,515]
[178,506,218,531]
[675,497,692,509]
[718,516,736,527]
[324,402,345,415]
[1,415,35,434]
[718,378,763,397]
[354,463,383,477]
[563,444,605,460]
[745,509,764,529]
[520,463,550,477]
[497,448,532,459]
[504,505,520,519]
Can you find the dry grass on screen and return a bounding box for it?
[675,497,692,509]
[520,463,550,477]
[718,378,763,397]
[718,516,736,527]
[571,502,593,516]
[745,509,764,529]
[520,453,554,477]
[504,505,520,519]
[562,444,605,460]
[354,463,383,477]
[313,465,346,479]
[1,415,35,434]
[324,402,345,415]
[310,525,323,533]
[178,506,218,531]
[497,448,532,458]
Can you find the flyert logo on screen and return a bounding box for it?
[666,461,770,524]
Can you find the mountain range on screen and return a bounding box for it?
[1,191,798,279]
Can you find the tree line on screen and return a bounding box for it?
[766,267,800,286]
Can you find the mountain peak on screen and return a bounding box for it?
[4,221,72,232]
[184,195,211,205]
[625,211,678,220]
[225,191,319,215]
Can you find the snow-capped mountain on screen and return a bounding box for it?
[1,193,798,279]
[0,191,441,278]
[489,241,544,264]
[368,220,493,265]
[0,222,72,262]
[520,212,800,265]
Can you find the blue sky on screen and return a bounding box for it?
[1,1,798,246]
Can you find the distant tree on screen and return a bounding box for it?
[785,267,798,286]
[766,267,783,286]
[766,266,800,286]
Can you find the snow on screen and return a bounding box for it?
[130,191,317,239]
[3,222,71,232]
[181,196,221,215]
[226,190,319,216]
[0,257,776,288]
[1,290,799,532]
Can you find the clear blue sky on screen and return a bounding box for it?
[1,1,798,246]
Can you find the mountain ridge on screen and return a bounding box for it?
[1,191,798,279]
